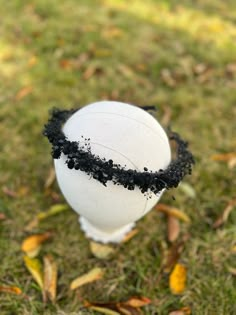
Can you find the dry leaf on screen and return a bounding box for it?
[117,304,142,315]
[102,27,123,39]
[44,168,56,189]
[83,65,103,80]
[15,86,33,101]
[28,56,38,67]
[211,152,236,161]
[169,306,191,315]
[169,263,187,294]
[167,216,180,242]
[43,255,57,303]
[179,182,196,199]
[227,266,236,276]
[228,157,236,169]
[24,256,44,289]
[2,186,18,198]
[161,106,172,127]
[59,59,73,69]
[124,297,151,308]
[213,199,236,229]
[24,218,39,231]
[122,229,139,243]
[37,204,69,221]
[89,241,115,259]
[231,245,236,254]
[70,267,104,290]
[161,69,176,87]
[87,306,120,315]
[163,240,186,273]
[21,232,52,255]
[0,286,22,295]
[0,212,6,220]
[156,204,191,223]
[117,64,135,79]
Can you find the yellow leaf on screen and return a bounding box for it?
[122,229,139,243]
[37,204,69,221]
[43,255,57,303]
[24,256,44,289]
[211,152,236,161]
[70,267,104,290]
[88,306,120,315]
[231,245,236,254]
[156,204,191,223]
[28,56,38,67]
[0,286,22,295]
[21,232,52,254]
[169,263,187,294]
[90,241,115,260]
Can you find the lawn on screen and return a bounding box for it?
[0,0,236,314]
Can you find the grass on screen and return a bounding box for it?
[0,0,236,314]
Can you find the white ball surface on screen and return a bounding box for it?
[54,101,171,235]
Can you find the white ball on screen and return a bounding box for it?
[54,101,171,241]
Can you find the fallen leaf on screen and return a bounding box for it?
[163,240,186,273]
[2,186,18,198]
[24,218,39,231]
[213,199,236,228]
[124,297,151,308]
[156,204,191,223]
[0,286,22,295]
[43,255,57,303]
[122,228,139,243]
[83,65,103,80]
[161,106,172,127]
[178,182,196,199]
[167,216,180,242]
[59,59,73,69]
[37,204,69,220]
[102,27,123,39]
[44,168,56,189]
[161,69,176,87]
[28,56,38,67]
[228,157,236,169]
[24,256,44,289]
[0,213,6,220]
[90,241,115,259]
[169,263,187,294]
[21,232,52,256]
[117,304,142,315]
[15,86,33,101]
[231,245,236,254]
[227,266,236,276]
[87,306,120,315]
[211,152,236,162]
[117,64,135,79]
[70,267,104,290]
[169,306,191,315]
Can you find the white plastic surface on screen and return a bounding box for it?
[54,101,171,243]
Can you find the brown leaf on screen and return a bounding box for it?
[213,199,236,229]
[21,232,52,255]
[117,64,135,79]
[2,186,18,198]
[117,304,142,315]
[24,256,44,289]
[0,213,6,220]
[161,106,172,127]
[83,65,103,80]
[231,245,236,254]
[70,267,104,290]
[161,69,176,87]
[90,241,115,260]
[163,240,186,273]
[44,168,56,189]
[156,204,191,223]
[124,297,151,308]
[122,229,139,243]
[43,255,57,303]
[169,306,191,315]
[15,86,33,101]
[0,286,22,295]
[86,306,120,315]
[167,216,180,242]
[169,263,187,294]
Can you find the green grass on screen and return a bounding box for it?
[0,0,236,314]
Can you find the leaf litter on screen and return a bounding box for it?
[70,267,104,290]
